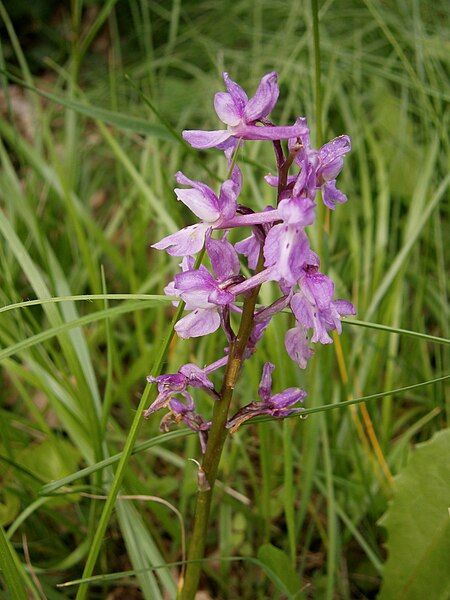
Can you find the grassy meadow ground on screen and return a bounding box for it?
[0,1,449,598]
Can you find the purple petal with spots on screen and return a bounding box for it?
[322,180,348,210]
[264,223,311,285]
[178,363,215,390]
[223,72,248,114]
[318,135,351,181]
[174,269,218,308]
[278,197,316,226]
[300,271,335,310]
[285,325,314,369]
[290,292,333,344]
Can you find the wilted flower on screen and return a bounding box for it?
[226,363,306,432]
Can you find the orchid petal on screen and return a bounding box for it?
[270,387,307,409]
[174,269,217,309]
[323,180,348,210]
[175,308,221,338]
[233,122,306,141]
[333,299,356,316]
[174,187,220,222]
[264,223,310,284]
[243,72,279,122]
[182,129,232,149]
[179,363,215,389]
[235,234,261,270]
[206,234,240,280]
[223,72,248,114]
[301,272,334,310]
[278,197,316,226]
[152,223,209,256]
[214,92,242,126]
[217,178,239,222]
[319,135,351,180]
[285,326,314,369]
[258,362,275,402]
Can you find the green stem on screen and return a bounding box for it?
[311,0,322,148]
[179,256,264,600]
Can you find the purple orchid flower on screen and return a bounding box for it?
[290,264,355,346]
[226,362,306,432]
[265,119,351,209]
[152,170,241,256]
[293,125,351,209]
[167,234,241,338]
[160,396,211,453]
[146,70,355,463]
[183,72,308,150]
[144,363,217,417]
[316,135,351,209]
[263,196,316,286]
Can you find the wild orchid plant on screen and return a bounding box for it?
[145,71,355,598]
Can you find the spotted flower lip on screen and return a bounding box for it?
[182,72,308,150]
[226,363,306,432]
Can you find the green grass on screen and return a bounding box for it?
[0,0,448,598]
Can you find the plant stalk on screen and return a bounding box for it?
[179,255,264,600]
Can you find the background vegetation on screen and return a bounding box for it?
[0,0,448,598]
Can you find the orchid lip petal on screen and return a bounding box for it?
[175,308,221,339]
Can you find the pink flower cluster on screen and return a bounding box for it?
[145,72,355,446]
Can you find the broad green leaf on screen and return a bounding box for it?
[257,543,302,598]
[0,490,19,527]
[379,428,450,600]
[18,440,81,507]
